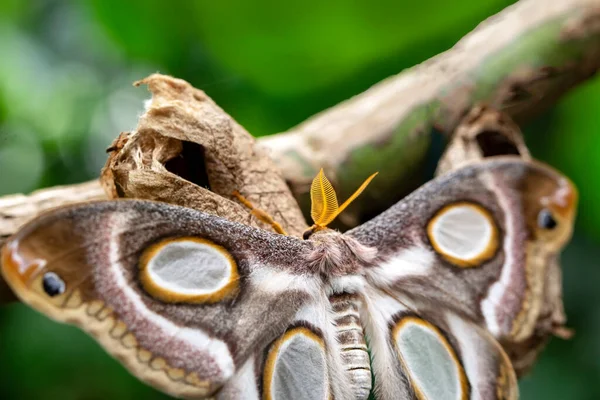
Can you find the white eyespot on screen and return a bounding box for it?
[427,202,498,268]
[264,327,329,400]
[139,237,238,303]
[393,317,468,400]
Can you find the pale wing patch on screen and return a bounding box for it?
[427,202,498,267]
[481,171,520,338]
[365,246,433,288]
[217,357,260,400]
[139,237,238,303]
[264,327,329,400]
[444,313,518,399]
[249,267,322,296]
[361,290,414,399]
[148,241,229,292]
[393,317,468,400]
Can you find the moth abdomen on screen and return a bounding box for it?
[330,294,372,400]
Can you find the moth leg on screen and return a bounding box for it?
[232,191,287,235]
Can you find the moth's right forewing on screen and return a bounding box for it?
[1,200,318,399]
[349,158,576,353]
[341,158,575,399]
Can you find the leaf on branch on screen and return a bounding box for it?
[101,74,308,237]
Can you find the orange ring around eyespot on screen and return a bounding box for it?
[1,241,29,297]
[139,237,239,304]
[392,316,469,400]
[426,202,499,268]
[263,327,329,400]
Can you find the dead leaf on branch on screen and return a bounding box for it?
[101,74,308,237]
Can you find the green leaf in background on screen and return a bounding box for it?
[189,0,515,96]
[0,305,169,400]
[0,126,44,196]
[86,0,516,135]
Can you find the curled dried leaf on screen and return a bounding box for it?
[436,105,531,176]
[101,74,308,236]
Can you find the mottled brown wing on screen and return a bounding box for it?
[1,200,319,399]
[348,157,577,371]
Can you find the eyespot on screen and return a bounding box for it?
[392,316,469,400]
[427,202,499,268]
[139,237,239,303]
[42,272,65,297]
[537,208,557,230]
[263,326,329,400]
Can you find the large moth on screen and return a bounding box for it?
[1,157,576,399]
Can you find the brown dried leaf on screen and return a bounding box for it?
[436,105,531,176]
[101,74,308,236]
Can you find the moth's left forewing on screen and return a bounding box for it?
[1,201,319,399]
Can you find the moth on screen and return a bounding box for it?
[1,157,577,400]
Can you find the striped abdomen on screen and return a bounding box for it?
[330,294,372,400]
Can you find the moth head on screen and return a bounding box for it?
[304,168,378,239]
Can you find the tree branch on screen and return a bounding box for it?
[1,0,599,302]
[262,0,600,225]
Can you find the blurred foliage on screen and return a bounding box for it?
[0,1,599,399]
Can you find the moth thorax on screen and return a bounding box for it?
[306,230,377,276]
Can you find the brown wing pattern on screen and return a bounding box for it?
[349,157,577,372]
[1,200,318,399]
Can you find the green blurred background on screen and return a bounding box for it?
[0,1,599,399]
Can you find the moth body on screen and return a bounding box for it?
[329,293,372,400]
[1,158,577,399]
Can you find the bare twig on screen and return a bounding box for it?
[0,180,105,245]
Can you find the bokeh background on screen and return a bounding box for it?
[0,1,598,399]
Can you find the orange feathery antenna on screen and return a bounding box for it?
[309,168,378,232]
[234,168,377,239]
